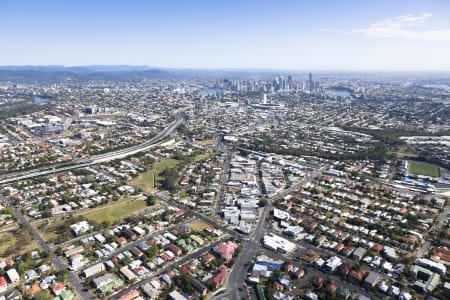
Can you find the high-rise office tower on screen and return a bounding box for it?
[308,72,314,92]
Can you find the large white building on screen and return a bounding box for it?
[263,233,297,254]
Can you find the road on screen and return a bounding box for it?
[111,237,232,299]
[0,113,185,299]
[217,204,271,300]
[0,116,184,185]
[215,150,231,214]
[416,205,450,257]
[12,208,92,299]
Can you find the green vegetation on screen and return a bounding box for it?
[387,151,418,158]
[0,229,37,259]
[131,159,181,191]
[188,220,209,232]
[343,127,433,144]
[81,198,148,224]
[131,168,155,190]
[407,161,440,177]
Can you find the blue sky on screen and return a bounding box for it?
[1,0,450,71]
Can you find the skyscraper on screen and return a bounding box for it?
[308,72,314,92]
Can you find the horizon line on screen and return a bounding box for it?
[1,64,450,74]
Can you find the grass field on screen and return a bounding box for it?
[407,161,440,177]
[188,220,209,232]
[0,230,37,259]
[387,151,418,158]
[195,139,216,145]
[130,159,181,191]
[81,198,148,224]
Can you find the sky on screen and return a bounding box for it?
[1,0,450,71]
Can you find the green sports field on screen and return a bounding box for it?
[407,161,439,177]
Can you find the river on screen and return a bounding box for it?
[34,96,50,104]
[330,88,355,100]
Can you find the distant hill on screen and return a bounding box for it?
[0,65,172,82]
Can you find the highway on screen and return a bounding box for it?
[0,112,185,299]
[0,116,184,185]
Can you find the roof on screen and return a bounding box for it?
[208,266,228,285]
[213,241,238,263]
[365,271,380,285]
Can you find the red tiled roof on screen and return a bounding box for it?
[0,276,6,287]
[213,241,238,263]
[208,266,228,286]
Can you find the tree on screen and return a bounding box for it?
[146,245,159,259]
[259,198,268,207]
[57,270,68,282]
[146,196,157,206]
[33,289,52,300]
[160,167,179,191]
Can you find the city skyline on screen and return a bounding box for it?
[1,0,450,71]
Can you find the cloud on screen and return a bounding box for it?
[324,13,450,41]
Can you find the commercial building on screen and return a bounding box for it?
[83,263,105,278]
[263,233,297,254]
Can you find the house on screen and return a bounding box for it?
[172,209,185,219]
[120,267,137,282]
[342,246,355,257]
[70,220,92,236]
[168,290,187,300]
[336,287,351,299]
[130,247,143,258]
[315,235,327,247]
[3,289,21,300]
[352,247,367,261]
[141,282,159,299]
[291,268,305,279]
[190,234,205,246]
[4,258,14,267]
[117,236,127,246]
[122,229,137,241]
[213,241,238,263]
[190,278,208,296]
[335,243,345,252]
[23,283,41,297]
[304,290,319,300]
[93,273,114,289]
[326,283,337,295]
[168,244,182,256]
[60,290,75,300]
[364,271,380,288]
[303,250,320,264]
[325,256,342,272]
[0,276,7,292]
[207,266,228,288]
[371,243,384,253]
[52,282,66,296]
[179,265,190,274]
[6,268,20,284]
[313,276,323,288]
[24,269,39,281]
[349,269,367,283]
[339,262,353,276]
[443,282,450,297]
[83,263,105,278]
[201,253,215,265]
[431,247,450,264]
[119,289,140,300]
